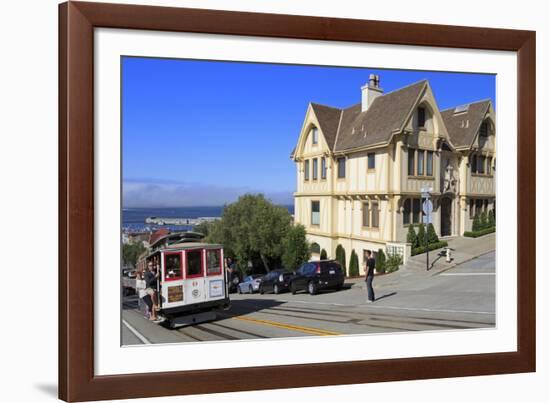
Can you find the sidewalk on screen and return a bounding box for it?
[349,233,495,288]
[405,233,495,275]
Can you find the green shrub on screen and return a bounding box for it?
[488,209,495,228]
[427,223,439,244]
[349,250,359,277]
[472,214,481,232]
[406,225,418,247]
[480,211,488,229]
[411,240,449,256]
[335,244,347,276]
[464,227,495,238]
[320,248,328,260]
[376,249,386,274]
[385,253,403,273]
[417,223,427,247]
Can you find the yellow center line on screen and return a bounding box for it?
[229,315,341,336]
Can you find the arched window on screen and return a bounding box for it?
[417,106,426,128]
[403,199,411,225]
[362,201,370,227]
[311,127,318,145]
[412,199,421,224]
[310,242,321,254]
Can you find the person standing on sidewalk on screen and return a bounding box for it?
[365,250,376,303]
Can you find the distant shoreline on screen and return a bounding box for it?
[122,205,294,233]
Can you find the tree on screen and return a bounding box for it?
[281,224,311,271]
[427,223,439,244]
[407,225,418,247]
[335,244,347,276]
[472,214,481,232]
[376,248,386,274]
[488,209,496,228]
[122,241,145,268]
[205,194,292,271]
[193,220,215,237]
[349,250,359,277]
[417,223,427,247]
[480,211,488,229]
[320,248,328,260]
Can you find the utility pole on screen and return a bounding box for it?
[421,187,433,271]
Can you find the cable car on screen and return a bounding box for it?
[136,242,230,328]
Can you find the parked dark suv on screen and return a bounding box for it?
[259,269,292,294]
[289,260,345,295]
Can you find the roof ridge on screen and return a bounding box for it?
[310,102,342,111]
[377,78,427,97]
[338,79,427,113]
[333,109,344,150]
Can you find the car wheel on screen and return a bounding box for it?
[308,281,318,295]
[335,283,343,291]
[273,284,280,294]
[249,285,253,294]
[290,282,297,295]
[260,285,264,295]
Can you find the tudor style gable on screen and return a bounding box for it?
[402,81,451,150]
[292,103,339,161]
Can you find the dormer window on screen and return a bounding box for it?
[480,121,489,137]
[311,127,318,145]
[417,107,426,128]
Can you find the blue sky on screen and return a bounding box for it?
[122,57,495,208]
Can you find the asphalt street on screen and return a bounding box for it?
[122,251,496,345]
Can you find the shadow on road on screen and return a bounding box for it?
[122,295,139,310]
[375,292,397,302]
[227,298,287,316]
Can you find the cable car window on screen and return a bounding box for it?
[164,253,182,281]
[186,250,203,277]
[206,249,222,275]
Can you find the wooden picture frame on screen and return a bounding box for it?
[59,1,536,401]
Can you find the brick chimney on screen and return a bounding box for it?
[361,74,383,112]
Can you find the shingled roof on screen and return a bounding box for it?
[440,100,491,149]
[308,80,427,153]
[310,103,341,150]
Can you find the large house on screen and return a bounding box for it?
[291,75,495,270]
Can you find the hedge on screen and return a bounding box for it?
[349,250,360,276]
[385,253,403,273]
[407,225,418,247]
[335,244,347,276]
[376,248,386,274]
[464,227,495,238]
[412,240,449,256]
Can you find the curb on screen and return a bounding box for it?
[429,249,495,276]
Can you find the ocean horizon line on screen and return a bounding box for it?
[123,204,294,210]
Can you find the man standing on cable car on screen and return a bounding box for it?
[144,261,159,320]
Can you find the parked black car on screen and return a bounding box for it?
[259,269,292,294]
[289,260,345,295]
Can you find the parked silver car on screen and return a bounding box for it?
[237,275,263,294]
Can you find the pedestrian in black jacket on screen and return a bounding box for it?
[365,251,376,302]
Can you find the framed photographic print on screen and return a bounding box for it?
[59,1,536,401]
